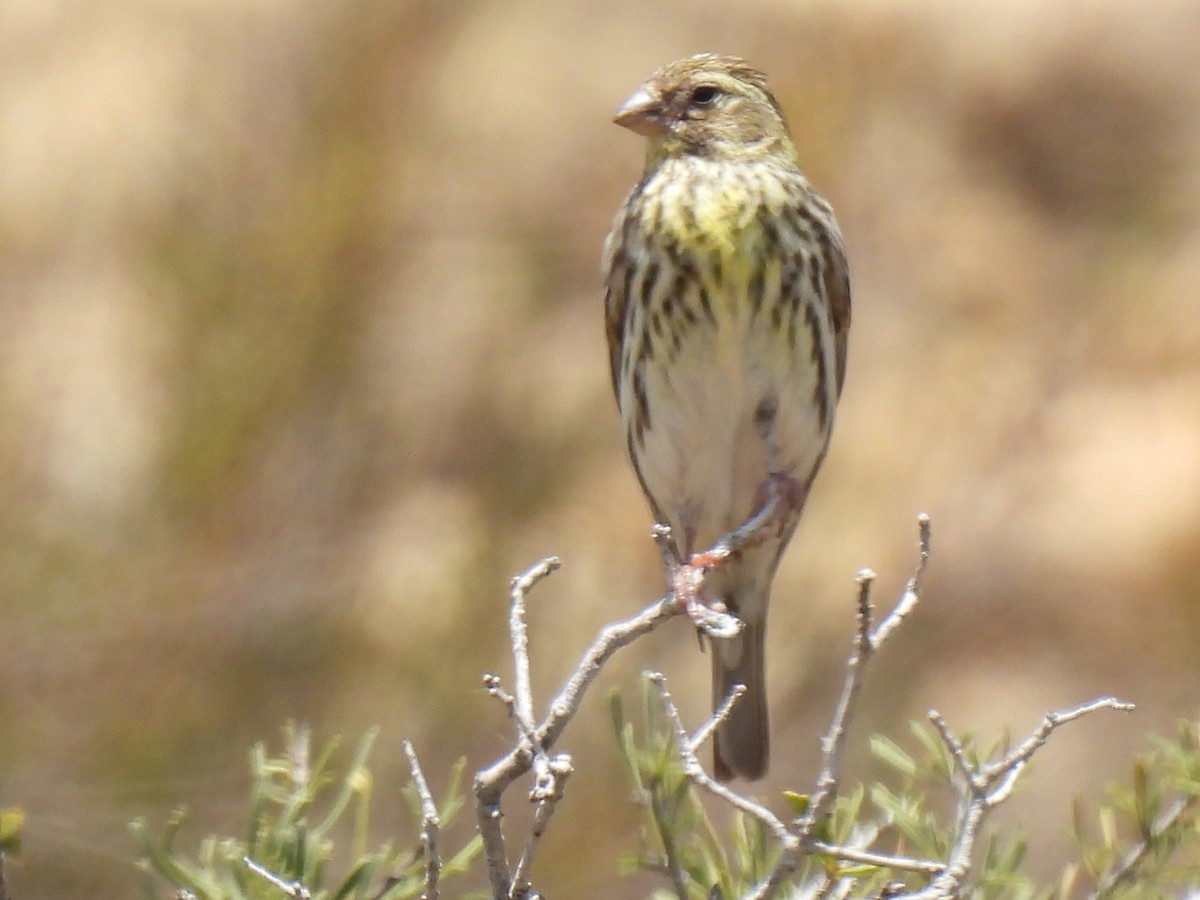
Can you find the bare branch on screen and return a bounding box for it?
[243,856,312,898]
[511,754,573,899]
[483,673,520,722]
[473,510,1137,900]
[1094,795,1196,897]
[927,711,977,788]
[474,556,681,899]
[797,568,880,839]
[510,558,561,736]
[870,512,929,649]
[404,741,441,900]
[752,516,934,898]
[907,698,1136,900]
[808,841,945,875]
[646,672,796,849]
[980,697,1136,791]
[690,682,747,751]
[652,522,678,567]
[649,787,692,900]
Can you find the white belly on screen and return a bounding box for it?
[630,285,827,552]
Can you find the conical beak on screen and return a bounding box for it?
[613,86,668,138]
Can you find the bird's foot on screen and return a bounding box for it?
[670,560,743,639]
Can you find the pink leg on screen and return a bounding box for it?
[669,472,806,636]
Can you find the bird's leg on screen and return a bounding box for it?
[664,410,809,638]
[688,402,801,569]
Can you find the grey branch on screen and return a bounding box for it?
[691,682,747,751]
[807,842,946,875]
[511,754,574,899]
[870,512,930,649]
[905,697,1135,900]
[474,556,682,899]
[472,510,1134,900]
[510,558,560,739]
[1093,795,1197,897]
[243,856,312,899]
[648,672,795,848]
[752,517,935,899]
[404,740,441,900]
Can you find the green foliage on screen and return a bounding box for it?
[868,722,1038,897]
[121,706,1200,898]
[1065,718,1200,898]
[130,724,481,899]
[612,678,1200,898]
[0,806,24,854]
[609,679,898,898]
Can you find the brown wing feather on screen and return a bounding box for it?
[603,218,632,398]
[820,227,852,394]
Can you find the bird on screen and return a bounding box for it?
[602,54,851,781]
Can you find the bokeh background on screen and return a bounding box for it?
[3,0,1199,896]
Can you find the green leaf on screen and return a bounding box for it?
[782,791,809,816]
[0,807,25,854]
[871,735,918,777]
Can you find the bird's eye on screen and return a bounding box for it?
[689,85,720,107]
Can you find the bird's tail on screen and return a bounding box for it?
[711,611,768,781]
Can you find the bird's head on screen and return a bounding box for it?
[613,54,797,166]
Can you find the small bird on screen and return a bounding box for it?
[603,54,851,780]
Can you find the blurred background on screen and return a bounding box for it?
[2,0,1199,895]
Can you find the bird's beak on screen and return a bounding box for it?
[613,87,668,138]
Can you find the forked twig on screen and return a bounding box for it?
[474,556,681,899]
[648,672,795,848]
[749,517,933,898]
[905,698,1135,900]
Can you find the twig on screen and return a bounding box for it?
[980,698,1135,789]
[745,572,873,899]
[649,784,692,900]
[801,570,878,827]
[907,698,1135,900]
[511,558,560,738]
[645,552,943,900]
[404,741,441,900]
[474,555,682,900]
[511,754,573,899]
[647,672,796,848]
[691,683,747,751]
[870,513,929,649]
[483,673,520,724]
[745,516,932,899]
[243,856,312,898]
[614,512,1139,900]
[927,712,975,786]
[1093,795,1196,897]
[652,522,678,568]
[808,841,946,875]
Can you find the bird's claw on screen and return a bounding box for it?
[670,560,743,640]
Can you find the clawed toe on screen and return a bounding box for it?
[670,560,742,639]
